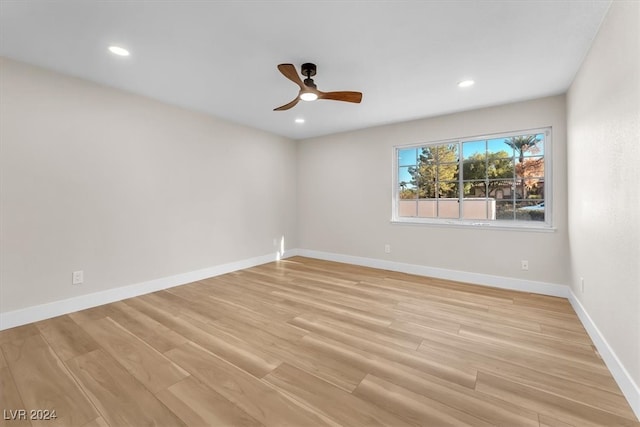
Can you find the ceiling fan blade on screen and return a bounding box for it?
[277,63,305,90]
[273,97,300,111]
[318,91,363,103]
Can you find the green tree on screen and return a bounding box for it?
[398,181,417,199]
[462,150,514,197]
[409,144,459,198]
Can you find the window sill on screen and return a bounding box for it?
[390,218,556,232]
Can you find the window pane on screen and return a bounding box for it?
[488,157,514,179]
[438,197,459,219]
[398,166,414,195]
[421,143,459,163]
[399,179,417,200]
[438,162,459,182]
[464,181,486,197]
[418,147,436,164]
[439,182,459,199]
[496,200,516,220]
[487,180,514,199]
[417,200,437,218]
[516,156,544,179]
[413,156,436,197]
[462,140,486,160]
[515,200,545,221]
[398,148,417,166]
[504,134,542,160]
[398,200,417,217]
[532,134,545,155]
[488,138,514,157]
[462,198,489,220]
[418,182,436,199]
[515,156,544,199]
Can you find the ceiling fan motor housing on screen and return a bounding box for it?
[301,63,317,77]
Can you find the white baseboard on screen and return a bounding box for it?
[568,291,640,420]
[0,251,294,331]
[294,249,569,297]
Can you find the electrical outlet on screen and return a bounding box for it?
[72,270,84,285]
[580,277,585,293]
[384,244,391,254]
[521,260,529,271]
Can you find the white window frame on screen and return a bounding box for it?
[391,127,553,231]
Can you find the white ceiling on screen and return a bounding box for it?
[0,1,611,140]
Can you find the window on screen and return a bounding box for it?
[393,128,551,229]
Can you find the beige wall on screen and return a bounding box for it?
[0,58,298,313]
[567,1,640,387]
[297,95,569,285]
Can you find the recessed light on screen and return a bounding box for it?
[108,46,130,56]
[295,118,305,124]
[458,79,475,88]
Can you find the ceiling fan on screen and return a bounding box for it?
[274,63,363,111]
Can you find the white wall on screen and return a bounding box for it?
[567,0,639,392]
[297,95,569,286]
[0,58,297,314]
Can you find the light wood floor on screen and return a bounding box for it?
[1,257,638,426]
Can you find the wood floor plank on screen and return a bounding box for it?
[156,375,262,426]
[209,314,368,392]
[265,334,369,392]
[0,367,31,427]
[539,323,593,345]
[272,290,393,326]
[66,349,185,427]
[290,313,479,389]
[0,346,7,368]
[214,311,308,344]
[0,324,39,346]
[165,341,332,426]
[417,325,620,394]
[80,417,109,427]
[293,311,424,350]
[68,305,118,324]
[389,318,462,336]
[354,374,495,426]
[2,335,97,426]
[35,315,100,361]
[263,362,416,427]
[79,317,189,394]
[126,297,281,378]
[417,337,636,419]
[458,324,604,366]
[475,371,640,426]
[301,332,541,426]
[488,304,587,332]
[539,414,579,427]
[105,301,189,353]
[396,299,544,333]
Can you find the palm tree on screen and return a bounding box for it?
[504,135,539,163]
[505,135,539,199]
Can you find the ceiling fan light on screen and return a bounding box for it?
[300,92,318,102]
